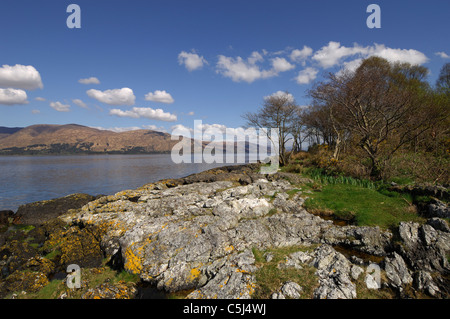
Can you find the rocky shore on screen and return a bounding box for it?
[0,164,449,299]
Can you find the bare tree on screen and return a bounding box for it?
[242,91,298,166]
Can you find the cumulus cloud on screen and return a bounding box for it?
[216,51,295,83]
[31,109,40,114]
[78,77,100,85]
[35,97,46,101]
[370,44,429,65]
[264,91,295,103]
[0,64,43,90]
[50,101,70,112]
[72,98,88,109]
[144,90,174,104]
[312,41,366,68]
[271,57,295,73]
[109,107,177,122]
[312,41,429,69]
[178,50,207,71]
[435,51,450,59]
[0,88,28,105]
[216,55,264,83]
[86,87,135,106]
[290,46,313,64]
[295,67,319,84]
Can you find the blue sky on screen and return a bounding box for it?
[0,0,449,135]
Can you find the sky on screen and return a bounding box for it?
[0,0,449,137]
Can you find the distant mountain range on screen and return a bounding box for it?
[0,124,261,155]
[0,124,181,155]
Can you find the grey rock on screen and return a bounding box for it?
[310,245,356,299]
[384,252,413,290]
[426,199,450,219]
[351,265,364,280]
[427,217,450,233]
[280,281,303,299]
[414,271,440,297]
[55,165,449,299]
[397,221,450,273]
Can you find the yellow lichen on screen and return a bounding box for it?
[189,268,201,281]
[124,246,143,274]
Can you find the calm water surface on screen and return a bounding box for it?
[0,154,236,211]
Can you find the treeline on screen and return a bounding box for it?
[243,57,449,184]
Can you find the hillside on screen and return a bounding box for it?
[0,124,258,155]
[0,124,180,155]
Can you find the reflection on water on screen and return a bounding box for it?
[0,154,238,211]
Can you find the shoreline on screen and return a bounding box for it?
[0,155,248,212]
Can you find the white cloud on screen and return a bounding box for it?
[178,50,207,71]
[342,58,364,73]
[435,51,450,59]
[264,91,295,103]
[295,67,319,84]
[170,124,193,137]
[312,41,429,69]
[35,97,46,101]
[109,107,177,122]
[271,57,295,73]
[290,46,313,64]
[31,109,41,114]
[187,111,195,116]
[0,64,43,90]
[369,44,429,65]
[0,88,28,105]
[86,87,135,106]
[248,51,265,64]
[216,55,264,83]
[72,98,88,109]
[144,90,174,104]
[312,41,367,68]
[216,51,294,83]
[50,101,70,112]
[78,77,100,85]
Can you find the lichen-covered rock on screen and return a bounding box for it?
[310,245,356,299]
[272,281,303,299]
[3,270,49,295]
[42,223,105,268]
[0,240,38,278]
[187,250,257,299]
[82,281,137,299]
[7,164,443,299]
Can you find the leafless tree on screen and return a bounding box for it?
[242,91,298,166]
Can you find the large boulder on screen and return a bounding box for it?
[397,221,450,274]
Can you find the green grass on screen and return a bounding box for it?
[303,183,424,229]
[303,167,377,189]
[252,245,319,299]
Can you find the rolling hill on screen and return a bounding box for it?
[0,124,181,155]
[0,124,260,156]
